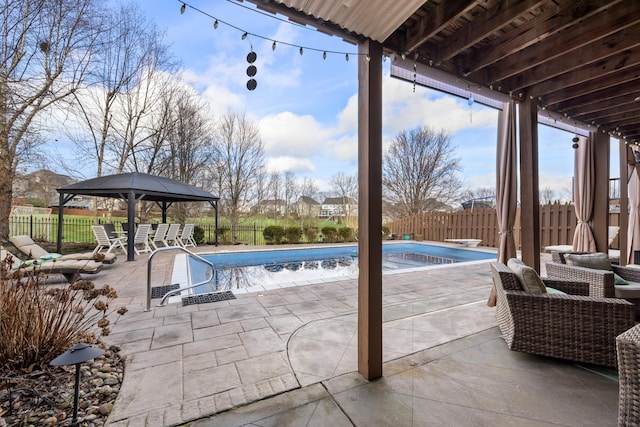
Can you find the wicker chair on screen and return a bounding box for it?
[491,262,635,367]
[546,261,640,315]
[617,324,640,426]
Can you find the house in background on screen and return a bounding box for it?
[253,199,286,217]
[319,196,357,221]
[12,169,95,208]
[293,196,321,219]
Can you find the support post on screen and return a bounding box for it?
[357,39,383,380]
[56,193,64,253]
[518,96,540,271]
[592,131,610,252]
[127,192,136,261]
[619,139,631,265]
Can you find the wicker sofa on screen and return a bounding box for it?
[491,262,635,367]
[546,257,640,316]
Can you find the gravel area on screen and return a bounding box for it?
[0,344,123,427]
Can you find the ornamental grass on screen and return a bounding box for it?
[0,252,127,370]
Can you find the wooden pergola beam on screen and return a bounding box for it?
[519,96,540,271]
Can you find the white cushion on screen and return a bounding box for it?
[507,258,546,293]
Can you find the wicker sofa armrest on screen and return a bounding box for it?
[541,277,590,296]
[612,265,640,283]
[504,290,635,366]
[545,262,615,298]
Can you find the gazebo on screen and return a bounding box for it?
[56,172,219,261]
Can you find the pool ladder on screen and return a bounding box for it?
[145,246,216,311]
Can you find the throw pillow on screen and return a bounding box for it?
[546,287,567,295]
[614,272,629,285]
[507,258,547,293]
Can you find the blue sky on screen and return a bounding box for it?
[87,0,619,201]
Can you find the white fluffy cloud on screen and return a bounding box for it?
[265,156,315,174]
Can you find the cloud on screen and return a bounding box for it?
[265,156,315,173]
[259,112,333,156]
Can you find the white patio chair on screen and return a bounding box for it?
[176,223,196,248]
[92,225,127,255]
[150,223,169,250]
[133,224,152,255]
[163,223,181,246]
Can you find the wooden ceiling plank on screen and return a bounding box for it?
[487,1,640,83]
[548,64,640,107]
[439,0,546,62]
[403,0,477,53]
[581,107,640,124]
[503,22,640,92]
[529,47,640,99]
[464,0,623,75]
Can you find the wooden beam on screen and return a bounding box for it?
[592,131,610,252]
[518,96,540,271]
[357,39,383,381]
[403,0,474,53]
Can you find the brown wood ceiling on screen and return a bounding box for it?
[249,0,640,143]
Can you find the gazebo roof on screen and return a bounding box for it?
[57,172,219,203]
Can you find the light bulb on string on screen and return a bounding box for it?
[180,3,186,14]
[345,53,349,61]
[272,41,276,51]
[242,32,248,40]
[323,51,327,60]
[299,47,303,55]
[213,20,218,29]
[366,54,370,62]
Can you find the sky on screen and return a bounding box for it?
[49,0,621,202]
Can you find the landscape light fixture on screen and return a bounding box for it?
[50,343,105,426]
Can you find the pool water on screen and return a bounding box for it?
[187,242,495,294]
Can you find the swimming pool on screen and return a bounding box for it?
[185,242,495,294]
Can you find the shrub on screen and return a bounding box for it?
[321,226,338,243]
[218,227,231,243]
[381,225,390,238]
[338,227,353,242]
[193,225,205,244]
[263,225,285,244]
[303,226,318,243]
[284,226,302,244]
[0,253,127,370]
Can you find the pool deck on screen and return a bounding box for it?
[83,243,621,426]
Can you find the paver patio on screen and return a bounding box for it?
[82,245,622,426]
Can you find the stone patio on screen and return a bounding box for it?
[77,245,621,426]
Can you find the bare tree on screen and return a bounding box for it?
[383,126,463,219]
[66,2,174,180]
[0,0,99,239]
[539,187,557,205]
[296,177,319,225]
[268,172,282,219]
[284,171,299,218]
[214,111,264,230]
[329,172,358,225]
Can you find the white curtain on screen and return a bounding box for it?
[628,166,640,264]
[488,100,517,307]
[572,134,596,252]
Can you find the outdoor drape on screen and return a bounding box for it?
[628,166,640,264]
[488,100,517,307]
[572,135,596,252]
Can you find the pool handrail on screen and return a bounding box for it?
[146,246,215,311]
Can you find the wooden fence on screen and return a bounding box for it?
[385,205,616,249]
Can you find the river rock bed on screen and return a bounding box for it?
[0,345,123,427]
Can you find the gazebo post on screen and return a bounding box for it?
[127,191,135,261]
[215,200,219,246]
[56,193,64,254]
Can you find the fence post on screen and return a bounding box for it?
[254,222,257,246]
[29,215,33,238]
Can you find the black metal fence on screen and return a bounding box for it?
[8,215,269,246]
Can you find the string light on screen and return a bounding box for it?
[176,0,367,61]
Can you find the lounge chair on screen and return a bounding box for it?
[91,225,127,256]
[176,223,196,248]
[150,223,169,250]
[9,235,116,264]
[1,246,103,283]
[163,224,181,246]
[491,260,634,367]
[132,224,152,255]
